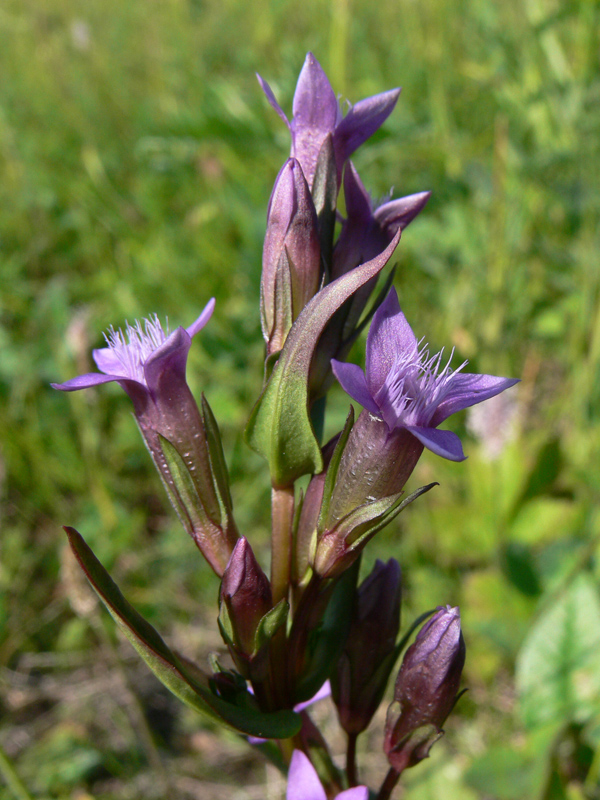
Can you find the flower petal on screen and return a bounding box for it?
[287,750,326,800]
[366,289,417,396]
[51,373,121,391]
[405,426,466,461]
[343,162,373,225]
[292,53,339,130]
[256,73,291,128]
[374,190,431,233]
[431,374,520,427]
[186,298,216,339]
[143,326,192,397]
[93,346,126,375]
[334,88,401,166]
[331,360,380,417]
[337,788,369,800]
[291,53,339,186]
[293,680,331,713]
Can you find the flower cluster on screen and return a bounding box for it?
[53,53,518,799]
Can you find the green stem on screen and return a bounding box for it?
[0,743,34,800]
[271,486,295,606]
[377,767,401,800]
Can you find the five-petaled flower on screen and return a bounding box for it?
[287,750,367,800]
[332,288,518,462]
[257,52,400,190]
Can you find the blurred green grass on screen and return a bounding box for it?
[1,0,599,797]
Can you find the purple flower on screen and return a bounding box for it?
[332,289,518,461]
[52,299,215,401]
[287,750,367,800]
[258,53,400,189]
[53,299,239,576]
[332,162,430,282]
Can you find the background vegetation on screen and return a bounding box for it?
[1,0,599,797]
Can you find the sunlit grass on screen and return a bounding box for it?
[1,0,599,796]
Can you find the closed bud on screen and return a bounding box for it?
[261,158,321,355]
[332,559,401,734]
[384,606,465,775]
[219,538,273,658]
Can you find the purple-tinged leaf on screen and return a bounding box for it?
[245,231,401,487]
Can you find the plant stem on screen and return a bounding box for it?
[346,732,359,786]
[376,767,400,800]
[271,485,295,606]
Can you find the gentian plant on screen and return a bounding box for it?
[53,53,518,798]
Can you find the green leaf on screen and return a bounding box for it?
[317,406,355,530]
[339,483,438,551]
[201,394,235,524]
[245,230,401,487]
[293,563,359,704]
[158,432,213,528]
[255,599,289,652]
[311,133,337,263]
[516,572,600,730]
[65,527,301,739]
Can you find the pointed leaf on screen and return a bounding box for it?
[317,407,355,531]
[345,483,437,551]
[255,599,290,651]
[246,231,401,487]
[158,432,215,526]
[201,394,236,525]
[65,527,301,739]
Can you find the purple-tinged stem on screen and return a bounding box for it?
[271,486,295,605]
[346,732,359,786]
[268,485,295,707]
[377,767,401,800]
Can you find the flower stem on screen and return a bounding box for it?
[346,732,359,786]
[271,485,295,606]
[376,767,401,800]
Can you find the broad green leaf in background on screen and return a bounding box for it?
[465,724,560,800]
[516,572,600,731]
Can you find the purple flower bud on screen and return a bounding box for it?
[384,606,466,775]
[333,559,402,734]
[220,538,273,659]
[52,301,239,576]
[262,158,321,355]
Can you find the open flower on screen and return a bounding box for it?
[52,299,215,402]
[332,288,518,462]
[287,750,367,800]
[53,299,239,576]
[258,53,400,190]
